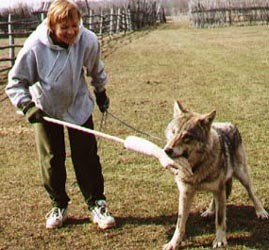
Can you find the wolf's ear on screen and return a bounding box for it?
[200,110,216,127]
[174,101,187,118]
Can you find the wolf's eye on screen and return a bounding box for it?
[172,128,178,134]
[182,133,194,143]
[182,137,191,143]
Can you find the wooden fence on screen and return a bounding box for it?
[83,8,132,39]
[0,14,40,75]
[0,4,165,82]
[0,8,134,81]
[190,6,269,28]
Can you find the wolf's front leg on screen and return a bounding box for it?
[163,182,195,250]
[213,189,227,248]
[201,197,215,218]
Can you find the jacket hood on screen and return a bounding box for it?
[36,18,83,50]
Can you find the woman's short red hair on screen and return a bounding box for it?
[47,0,81,32]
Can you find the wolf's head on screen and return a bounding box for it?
[164,101,216,167]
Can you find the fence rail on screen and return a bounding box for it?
[0,8,132,80]
[190,5,269,28]
[0,3,165,82]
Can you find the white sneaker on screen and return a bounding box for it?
[45,207,68,229]
[91,200,116,230]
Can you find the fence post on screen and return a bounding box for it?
[120,8,124,32]
[116,8,120,33]
[109,8,113,36]
[99,8,103,38]
[123,8,128,32]
[40,12,45,22]
[89,9,93,30]
[127,8,132,31]
[8,13,15,67]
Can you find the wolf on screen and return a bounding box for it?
[162,101,268,250]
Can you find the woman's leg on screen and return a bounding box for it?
[33,121,70,208]
[67,116,106,208]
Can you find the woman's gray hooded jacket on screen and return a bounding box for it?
[6,19,107,125]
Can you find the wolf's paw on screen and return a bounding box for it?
[162,243,178,250]
[213,238,227,248]
[201,209,215,218]
[256,208,269,219]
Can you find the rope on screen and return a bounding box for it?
[106,110,162,142]
[97,111,108,148]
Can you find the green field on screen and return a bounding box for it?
[0,20,269,249]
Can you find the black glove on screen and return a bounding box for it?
[94,89,110,113]
[21,101,45,124]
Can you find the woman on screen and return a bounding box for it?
[6,0,115,230]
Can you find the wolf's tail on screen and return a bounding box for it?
[226,178,233,199]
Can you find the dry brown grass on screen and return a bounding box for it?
[0,20,269,250]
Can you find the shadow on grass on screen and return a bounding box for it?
[116,204,269,249]
[65,216,90,226]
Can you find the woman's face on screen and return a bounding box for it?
[53,17,79,45]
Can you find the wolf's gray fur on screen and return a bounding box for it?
[162,101,268,250]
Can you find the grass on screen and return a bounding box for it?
[1,20,269,250]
